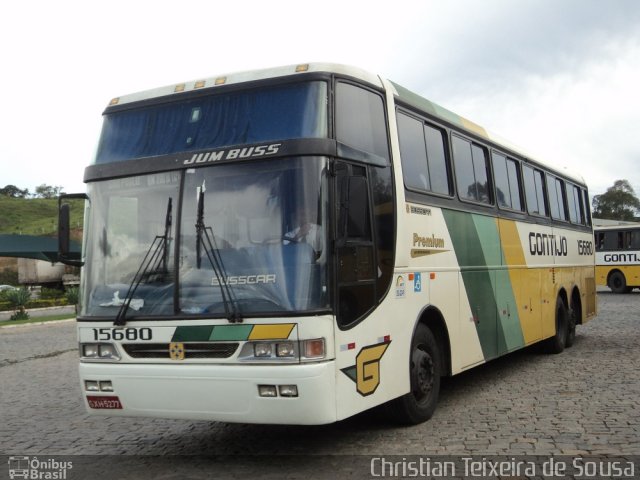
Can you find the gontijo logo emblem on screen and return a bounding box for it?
[169,342,185,361]
[341,339,391,396]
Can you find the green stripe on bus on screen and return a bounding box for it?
[172,325,214,342]
[172,325,252,342]
[473,215,525,353]
[209,325,254,341]
[443,211,524,360]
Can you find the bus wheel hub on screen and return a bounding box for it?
[412,349,433,397]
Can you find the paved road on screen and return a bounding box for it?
[1,293,638,478]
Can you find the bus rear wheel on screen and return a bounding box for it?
[385,324,441,425]
[544,297,568,354]
[608,271,630,294]
[566,305,577,348]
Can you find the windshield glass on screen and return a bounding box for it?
[81,172,180,317]
[95,81,328,164]
[80,158,329,318]
[179,158,328,315]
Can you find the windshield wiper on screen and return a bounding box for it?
[195,186,242,323]
[114,198,173,326]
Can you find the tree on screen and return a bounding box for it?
[33,184,64,199]
[592,179,640,221]
[0,184,29,198]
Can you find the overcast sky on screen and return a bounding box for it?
[1,0,639,200]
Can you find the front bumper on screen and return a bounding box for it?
[79,360,337,425]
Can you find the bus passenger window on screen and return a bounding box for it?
[424,124,450,195]
[547,175,568,221]
[523,165,548,216]
[452,135,491,204]
[397,111,451,196]
[397,112,429,191]
[567,184,585,224]
[493,153,523,211]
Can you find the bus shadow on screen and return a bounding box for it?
[596,290,640,296]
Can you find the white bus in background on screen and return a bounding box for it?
[595,225,640,293]
[58,63,596,426]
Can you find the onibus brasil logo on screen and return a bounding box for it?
[8,456,72,479]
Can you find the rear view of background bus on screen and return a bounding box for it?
[595,225,640,293]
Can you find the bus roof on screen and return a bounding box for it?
[105,62,586,186]
[593,221,640,230]
[106,63,383,108]
[389,80,586,185]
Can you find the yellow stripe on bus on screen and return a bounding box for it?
[248,324,296,340]
[498,219,543,345]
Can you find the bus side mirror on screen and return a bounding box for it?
[58,193,88,267]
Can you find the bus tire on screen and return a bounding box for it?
[608,271,628,294]
[565,306,577,348]
[544,297,568,354]
[385,324,441,425]
[564,302,582,348]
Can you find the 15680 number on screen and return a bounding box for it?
[92,327,152,341]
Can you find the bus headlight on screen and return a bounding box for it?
[254,343,272,357]
[82,344,99,358]
[276,342,295,358]
[80,343,121,361]
[239,338,325,362]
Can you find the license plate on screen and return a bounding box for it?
[86,395,123,409]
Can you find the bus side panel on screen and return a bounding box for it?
[555,228,597,321]
[540,265,557,339]
[443,211,527,362]
[474,215,526,355]
[443,211,498,361]
[511,222,557,340]
[498,218,543,345]
[334,294,415,421]
[408,206,485,372]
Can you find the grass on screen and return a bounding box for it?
[0,313,75,328]
[0,196,84,236]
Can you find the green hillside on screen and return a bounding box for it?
[0,197,84,237]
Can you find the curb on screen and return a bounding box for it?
[0,317,76,329]
[0,305,76,321]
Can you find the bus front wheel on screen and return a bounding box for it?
[385,324,441,425]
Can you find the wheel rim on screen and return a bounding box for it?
[411,347,434,402]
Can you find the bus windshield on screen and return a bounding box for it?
[94,81,328,164]
[81,157,329,318]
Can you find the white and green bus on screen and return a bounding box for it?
[59,63,596,425]
[595,225,640,293]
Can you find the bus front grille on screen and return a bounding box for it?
[123,343,239,359]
